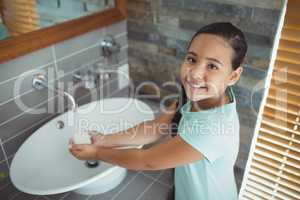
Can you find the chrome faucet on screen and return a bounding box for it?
[32,74,77,112]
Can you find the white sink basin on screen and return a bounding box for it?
[10,98,154,195]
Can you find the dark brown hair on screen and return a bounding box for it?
[187,22,248,70]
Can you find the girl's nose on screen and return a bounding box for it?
[189,66,206,81]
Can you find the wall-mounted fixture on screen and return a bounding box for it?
[101,35,121,58]
[32,74,77,111]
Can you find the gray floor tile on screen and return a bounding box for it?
[89,170,139,200]
[157,170,174,187]
[45,192,69,200]
[8,192,37,200]
[140,170,163,180]
[138,181,171,200]
[62,192,88,200]
[113,173,153,200]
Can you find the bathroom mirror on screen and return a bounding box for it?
[0,0,126,63]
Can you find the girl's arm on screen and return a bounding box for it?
[69,134,203,170]
[92,101,178,147]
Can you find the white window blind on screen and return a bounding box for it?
[239,0,300,199]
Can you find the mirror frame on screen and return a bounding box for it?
[0,0,127,64]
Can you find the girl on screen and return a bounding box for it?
[69,22,247,200]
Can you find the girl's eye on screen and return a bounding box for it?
[207,63,218,70]
[186,56,196,64]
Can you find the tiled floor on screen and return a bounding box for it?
[0,169,173,200]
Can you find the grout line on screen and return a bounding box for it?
[0,75,57,108]
[2,111,56,144]
[141,171,173,188]
[56,43,99,64]
[0,94,57,128]
[109,171,142,200]
[0,138,10,168]
[135,171,165,200]
[0,88,33,107]
[0,64,56,107]
[0,55,127,134]
[0,37,128,108]
[0,28,127,88]
[114,32,127,39]
[38,31,127,68]
[0,57,128,145]
[0,153,14,165]
[57,57,104,80]
[85,171,142,200]
[0,61,54,86]
[135,180,156,200]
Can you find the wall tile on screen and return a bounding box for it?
[0,87,56,127]
[56,46,102,76]
[183,0,253,19]
[105,20,127,36]
[161,0,184,7]
[0,47,53,84]
[2,112,57,158]
[115,33,128,48]
[252,7,281,24]
[0,96,57,143]
[0,64,55,106]
[54,29,105,60]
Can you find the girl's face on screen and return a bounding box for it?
[180,33,242,102]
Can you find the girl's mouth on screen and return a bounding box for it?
[186,80,208,91]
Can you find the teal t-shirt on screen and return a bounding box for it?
[175,87,239,200]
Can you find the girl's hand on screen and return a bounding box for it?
[69,139,99,160]
[88,130,106,146]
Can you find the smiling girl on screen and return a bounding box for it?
[69,22,247,200]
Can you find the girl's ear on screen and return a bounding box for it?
[227,66,243,86]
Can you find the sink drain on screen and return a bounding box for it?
[85,160,100,168]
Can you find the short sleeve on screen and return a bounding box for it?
[178,116,237,163]
[179,132,231,163]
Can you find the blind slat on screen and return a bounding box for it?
[252,160,300,185]
[255,147,300,174]
[270,81,300,98]
[275,60,300,77]
[268,88,300,109]
[279,40,300,55]
[253,153,300,177]
[258,132,300,154]
[281,27,300,43]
